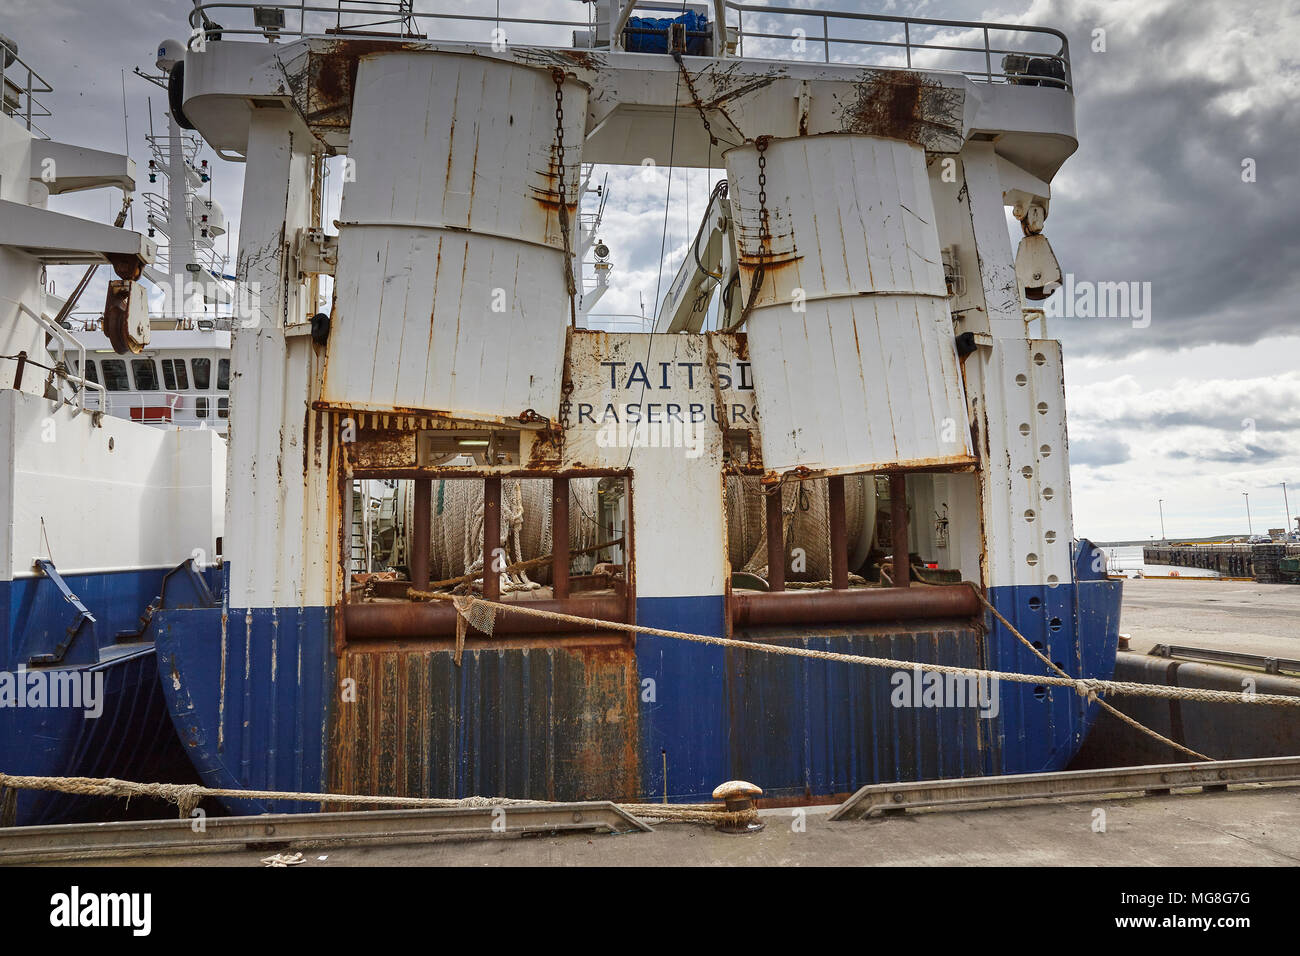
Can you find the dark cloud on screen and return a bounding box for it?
[1023,0,1300,358]
[1168,442,1286,465]
[1070,434,1130,466]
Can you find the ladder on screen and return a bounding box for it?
[350,482,370,574]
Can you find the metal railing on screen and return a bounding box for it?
[92,390,185,423]
[184,1,1070,91]
[188,1,597,44]
[0,37,54,137]
[89,388,231,428]
[10,301,106,416]
[727,3,1070,90]
[142,192,227,277]
[584,313,652,333]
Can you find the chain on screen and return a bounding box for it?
[671,49,744,148]
[756,135,771,252]
[552,67,577,328]
[674,51,717,147]
[722,134,770,332]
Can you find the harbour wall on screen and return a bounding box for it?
[1142,543,1299,582]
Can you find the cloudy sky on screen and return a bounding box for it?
[7,0,1297,541]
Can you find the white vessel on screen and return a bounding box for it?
[0,33,225,824]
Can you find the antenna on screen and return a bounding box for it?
[121,70,133,229]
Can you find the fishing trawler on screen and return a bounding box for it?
[17,0,1123,814]
[0,34,225,823]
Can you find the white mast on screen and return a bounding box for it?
[137,39,228,328]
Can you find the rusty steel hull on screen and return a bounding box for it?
[151,551,1119,809]
[330,640,641,802]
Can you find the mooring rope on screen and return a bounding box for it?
[405,585,1300,715]
[968,588,1212,761]
[0,772,755,828]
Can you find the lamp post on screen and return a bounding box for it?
[1244,492,1253,537]
[1284,481,1292,538]
[1158,498,1166,542]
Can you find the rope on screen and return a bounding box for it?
[410,589,1300,711]
[968,587,1212,761]
[0,773,753,827]
[407,537,624,594]
[705,335,731,433]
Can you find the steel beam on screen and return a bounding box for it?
[829,756,1300,820]
[552,476,570,600]
[0,802,652,864]
[766,486,784,592]
[483,476,501,603]
[889,472,909,587]
[1149,644,1300,677]
[828,475,848,590]
[411,478,431,590]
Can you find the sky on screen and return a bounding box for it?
[5,0,1298,542]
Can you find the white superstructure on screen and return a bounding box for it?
[0,31,226,580]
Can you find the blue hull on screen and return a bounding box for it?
[155,544,1121,810]
[0,565,217,825]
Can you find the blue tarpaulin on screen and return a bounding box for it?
[623,11,711,55]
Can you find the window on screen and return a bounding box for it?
[195,396,209,418]
[83,360,98,385]
[192,358,211,390]
[101,359,129,391]
[161,358,189,391]
[218,397,229,419]
[132,359,159,391]
[217,358,230,391]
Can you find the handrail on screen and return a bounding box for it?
[0,36,54,137]
[188,1,596,45]
[185,2,1070,89]
[13,301,106,417]
[584,313,652,333]
[726,2,1070,89]
[68,312,241,332]
[92,390,186,423]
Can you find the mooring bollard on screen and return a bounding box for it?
[712,779,764,834]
